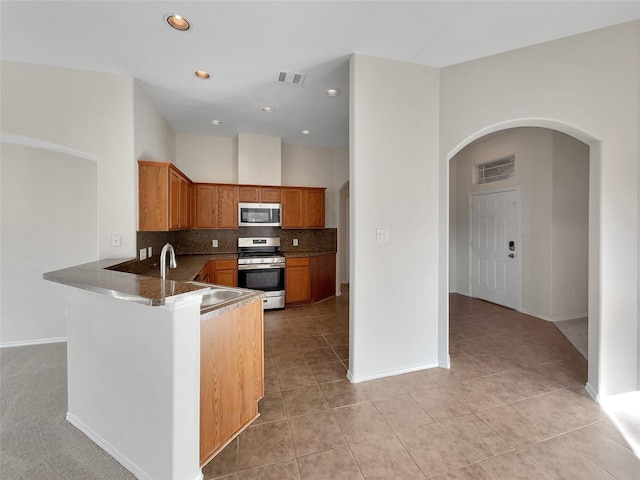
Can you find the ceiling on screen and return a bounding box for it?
[1,1,639,147]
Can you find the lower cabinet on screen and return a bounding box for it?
[200,299,264,465]
[285,257,311,305]
[213,259,238,287]
[285,254,336,306]
[193,260,238,287]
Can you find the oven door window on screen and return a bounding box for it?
[238,268,284,292]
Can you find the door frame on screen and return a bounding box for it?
[468,186,521,310]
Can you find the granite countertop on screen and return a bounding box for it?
[43,255,261,311]
[140,253,237,282]
[283,251,336,258]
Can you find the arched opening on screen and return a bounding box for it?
[440,118,601,400]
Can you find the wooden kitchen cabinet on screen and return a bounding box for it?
[238,186,281,203]
[195,184,239,229]
[200,299,264,465]
[281,187,325,229]
[139,161,192,231]
[286,254,335,306]
[285,257,311,305]
[213,259,238,287]
[310,253,336,303]
[193,262,213,283]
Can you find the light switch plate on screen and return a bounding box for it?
[139,248,147,260]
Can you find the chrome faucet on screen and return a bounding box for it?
[160,243,177,280]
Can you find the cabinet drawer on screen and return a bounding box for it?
[286,257,309,267]
[214,259,237,270]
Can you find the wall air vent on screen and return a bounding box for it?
[277,70,306,86]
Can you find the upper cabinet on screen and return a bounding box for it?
[281,187,325,229]
[194,184,238,229]
[238,186,281,204]
[139,161,191,231]
[139,160,324,231]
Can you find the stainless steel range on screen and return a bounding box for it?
[237,237,285,310]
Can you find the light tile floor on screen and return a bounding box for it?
[203,290,640,480]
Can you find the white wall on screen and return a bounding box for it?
[0,143,98,345]
[176,134,238,184]
[134,82,176,164]
[551,132,590,320]
[450,128,588,321]
[439,21,639,397]
[238,133,281,186]
[349,54,440,381]
[0,61,138,345]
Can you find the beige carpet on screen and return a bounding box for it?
[0,342,135,479]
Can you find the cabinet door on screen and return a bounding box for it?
[238,186,260,203]
[138,162,169,231]
[310,253,336,302]
[281,188,304,229]
[217,185,239,228]
[213,260,238,287]
[261,187,281,203]
[304,189,325,228]
[285,257,310,304]
[168,168,182,230]
[195,185,217,228]
[178,178,191,229]
[200,300,264,464]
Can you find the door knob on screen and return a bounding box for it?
[508,253,515,258]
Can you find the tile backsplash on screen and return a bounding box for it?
[137,228,337,257]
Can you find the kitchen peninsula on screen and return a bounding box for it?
[43,258,265,480]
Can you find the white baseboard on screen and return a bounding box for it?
[585,382,600,403]
[552,313,588,322]
[346,361,439,383]
[66,413,153,480]
[519,308,588,323]
[518,308,554,322]
[66,412,203,480]
[0,337,67,349]
[438,355,451,369]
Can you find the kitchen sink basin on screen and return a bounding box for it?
[201,288,244,306]
[186,282,249,311]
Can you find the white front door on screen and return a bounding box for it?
[470,190,519,309]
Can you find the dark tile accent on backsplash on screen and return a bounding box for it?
[279,229,337,253]
[137,228,337,257]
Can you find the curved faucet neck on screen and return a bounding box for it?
[160,243,177,280]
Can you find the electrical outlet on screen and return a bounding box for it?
[376,228,390,242]
[293,239,298,246]
[139,248,147,260]
[111,234,121,247]
[212,239,219,248]
[148,246,152,257]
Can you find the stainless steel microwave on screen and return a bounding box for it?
[238,203,282,227]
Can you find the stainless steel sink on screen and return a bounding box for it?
[201,288,244,306]
[186,282,249,311]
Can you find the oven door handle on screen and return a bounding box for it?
[238,263,285,270]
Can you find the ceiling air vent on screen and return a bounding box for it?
[277,70,306,86]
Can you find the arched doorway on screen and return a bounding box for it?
[440,118,601,400]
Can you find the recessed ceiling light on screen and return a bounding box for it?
[262,106,275,113]
[325,88,341,97]
[165,14,190,31]
[301,130,311,135]
[194,70,210,79]
[211,120,222,126]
